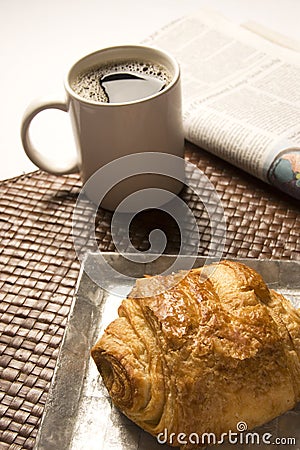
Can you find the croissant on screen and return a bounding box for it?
[91,260,300,449]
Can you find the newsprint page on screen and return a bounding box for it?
[147,9,300,200]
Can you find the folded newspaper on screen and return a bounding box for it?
[146,9,300,200]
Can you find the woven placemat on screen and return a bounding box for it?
[1,142,299,449]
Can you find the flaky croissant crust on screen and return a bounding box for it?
[91,260,300,449]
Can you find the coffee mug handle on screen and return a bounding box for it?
[21,97,80,175]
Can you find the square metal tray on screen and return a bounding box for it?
[34,254,300,450]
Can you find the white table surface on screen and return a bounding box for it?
[1,0,300,181]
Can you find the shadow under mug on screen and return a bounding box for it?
[21,45,185,211]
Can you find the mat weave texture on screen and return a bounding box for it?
[1,142,300,449]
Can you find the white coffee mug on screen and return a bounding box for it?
[21,45,184,211]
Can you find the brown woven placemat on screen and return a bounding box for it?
[1,142,300,449]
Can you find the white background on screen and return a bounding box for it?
[1,0,300,180]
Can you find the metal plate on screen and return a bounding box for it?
[34,254,300,450]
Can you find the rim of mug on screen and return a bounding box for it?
[65,44,180,106]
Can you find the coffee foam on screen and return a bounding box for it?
[72,60,172,103]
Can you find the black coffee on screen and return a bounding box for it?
[72,60,172,103]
